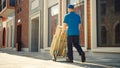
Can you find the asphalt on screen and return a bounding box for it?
[0,48,120,68]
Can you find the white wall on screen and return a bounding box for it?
[48,0,58,7]
[31,0,39,10]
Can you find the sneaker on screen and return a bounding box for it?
[81,52,86,62]
[66,58,73,63]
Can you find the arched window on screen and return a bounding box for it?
[115,23,120,44]
[101,26,107,44]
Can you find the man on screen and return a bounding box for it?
[62,4,86,63]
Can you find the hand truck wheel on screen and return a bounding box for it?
[52,50,57,61]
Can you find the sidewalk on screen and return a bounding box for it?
[0,48,120,68]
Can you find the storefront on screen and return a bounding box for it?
[43,0,87,51]
[43,0,120,53]
[48,4,59,47]
[91,0,120,53]
[59,0,120,53]
[43,0,59,49]
[60,0,88,51]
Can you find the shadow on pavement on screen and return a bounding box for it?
[55,61,112,68]
[0,48,119,68]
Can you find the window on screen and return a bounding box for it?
[97,0,120,47]
[16,0,19,6]
[101,3,106,15]
[70,0,76,4]
[101,26,107,44]
[114,0,120,13]
[48,4,59,47]
[115,23,120,44]
[19,8,22,12]
[10,0,15,6]
[16,0,23,6]
[17,8,22,14]
[15,0,18,6]
[3,0,6,9]
[0,0,1,5]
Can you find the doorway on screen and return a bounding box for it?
[2,28,6,48]
[17,25,22,51]
[31,17,39,52]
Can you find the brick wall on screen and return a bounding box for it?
[60,0,62,25]
[87,0,91,49]
[15,0,29,48]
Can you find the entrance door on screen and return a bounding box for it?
[2,28,6,48]
[17,25,22,51]
[31,17,39,52]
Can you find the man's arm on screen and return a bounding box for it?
[79,24,84,32]
[79,24,81,31]
[62,14,68,33]
[62,23,67,33]
[63,23,67,30]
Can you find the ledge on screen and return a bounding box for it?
[91,47,120,53]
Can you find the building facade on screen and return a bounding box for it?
[0,0,119,53]
[43,0,87,51]
[15,0,29,51]
[0,0,15,48]
[44,0,120,53]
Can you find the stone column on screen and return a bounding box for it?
[0,19,3,47]
[62,0,67,26]
[90,0,97,49]
[43,0,48,48]
[0,19,3,30]
[58,0,62,25]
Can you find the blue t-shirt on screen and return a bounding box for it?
[63,11,81,36]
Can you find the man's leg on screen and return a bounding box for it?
[67,36,73,61]
[73,36,86,62]
[73,36,83,54]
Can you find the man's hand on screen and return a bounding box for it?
[79,24,82,31]
[61,23,67,34]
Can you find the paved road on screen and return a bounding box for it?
[0,52,94,68]
[0,52,84,68]
[0,48,120,68]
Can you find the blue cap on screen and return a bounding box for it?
[68,4,74,9]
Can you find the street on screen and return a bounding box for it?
[0,48,118,68]
[0,52,81,68]
[0,52,91,68]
